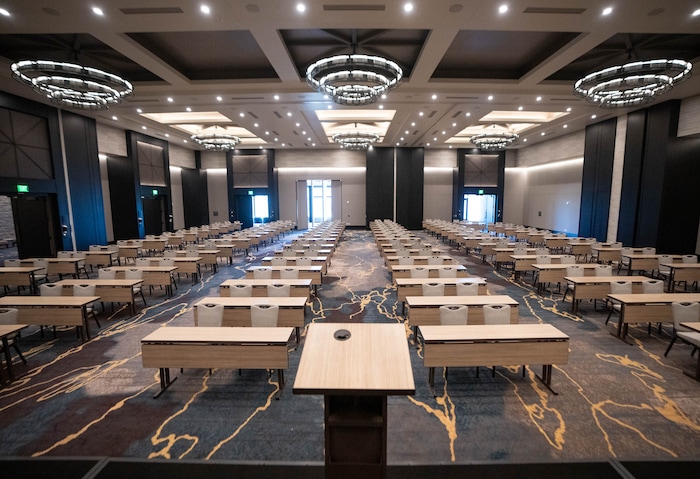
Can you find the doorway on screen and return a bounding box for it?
[11,194,60,258]
[142,195,166,236]
[296,179,341,230]
[463,194,497,225]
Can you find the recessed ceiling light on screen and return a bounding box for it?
[563,124,568,128]
[136,108,143,113]
[254,123,259,127]
[307,137,311,141]
[92,7,104,16]
[404,3,414,13]
[167,97,173,102]
[488,95,494,100]
[419,112,424,116]
[405,130,409,134]
[281,143,286,147]
[265,131,270,135]
[431,94,437,100]
[183,139,188,143]
[111,115,118,120]
[296,122,300,127]
[411,122,415,126]
[274,138,278,142]
[536,96,542,101]
[433,137,437,141]
[379,105,384,109]
[312,143,316,146]
[693,9,700,17]
[296,3,306,13]
[400,137,404,141]
[201,5,211,14]
[396,142,400,146]
[518,106,523,111]
[591,114,597,119]
[216,96,222,101]
[274,94,280,100]
[566,107,572,112]
[0,8,10,16]
[541,132,545,136]
[142,126,147,130]
[239,112,245,117]
[499,5,508,14]
[186,107,192,112]
[327,105,332,109]
[465,112,471,117]
[165,133,169,137]
[523,138,527,142]
[302,130,306,134]
[286,112,292,117]
[441,131,446,135]
[602,6,612,15]
[381,94,387,99]
[449,145,453,149]
[427,142,431,146]
[452,122,456,127]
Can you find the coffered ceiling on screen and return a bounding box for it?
[0,1,699,151]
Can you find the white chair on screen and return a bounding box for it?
[40,283,63,296]
[438,266,457,278]
[595,264,612,276]
[562,265,584,304]
[456,282,479,296]
[682,255,698,264]
[427,256,444,265]
[559,255,576,265]
[196,303,224,327]
[296,257,312,266]
[270,257,287,266]
[483,304,511,324]
[98,268,116,279]
[642,279,664,293]
[439,305,468,325]
[250,304,279,327]
[642,247,656,255]
[282,248,296,258]
[618,247,634,272]
[398,256,414,265]
[280,267,299,279]
[605,280,633,325]
[124,268,147,307]
[664,302,700,357]
[73,283,101,329]
[267,283,291,297]
[253,267,273,279]
[230,284,253,297]
[421,282,445,296]
[33,259,49,285]
[135,257,151,266]
[410,267,430,278]
[0,308,26,366]
[655,254,674,281]
[163,250,178,258]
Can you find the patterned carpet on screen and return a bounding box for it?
[1,230,699,465]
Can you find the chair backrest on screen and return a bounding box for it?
[641,247,656,254]
[4,259,21,267]
[57,251,72,258]
[230,284,253,297]
[483,304,511,324]
[159,258,175,267]
[610,280,633,295]
[427,256,444,265]
[595,264,612,276]
[250,304,279,327]
[439,304,468,325]
[398,256,414,265]
[642,279,664,293]
[566,265,584,277]
[40,283,63,296]
[0,308,19,325]
[535,248,549,255]
[253,267,272,279]
[621,247,633,254]
[135,258,151,266]
[196,303,224,327]
[455,282,479,296]
[672,302,700,330]
[513,247,528,255]
[535,255,551,265]
[421,282,445,296]
[124,268,142,280]
[438,266,457,278]
[296,257,312,266]
[559,255,576,264]
[98,268,116,279]
[271,257,287,266]
[73,283,96,297]
[283,249,296,257]
[410,267,430,278]
[267,283,291,297]
[280,267,299,279]
[682,254,698,264]
[163,250,178,257]
[33,258,48,274]
[89,245,102,251]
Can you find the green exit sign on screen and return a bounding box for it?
[248,190,254,196]
[478,189,484,195]
[16,184,29,193]
[152,189,158,196]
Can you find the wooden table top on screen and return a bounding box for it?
[220,279,312,287]
[0,324,28,338]
[247,265,322,272]
[293,323,415,395]
[390,264,467,271]
[110,266,177,272]
[532,263,599,270]
[406,295,518,307]
[56,279,144,287]
[0,296,100,307]
[195,296,307,307]
[607,293,700,304]
[680,322,700,333]
[141,326,294,344]
[564,275,654,284]
[420,323,569,343]
[660,262,700,269]
[0,267,42,273]
[395,277,486,286]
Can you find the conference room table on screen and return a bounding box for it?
[117,245,141,264]
[274,248,333,258]
[389,264,469,281]
[140,257,202,283]
[606,293,700,341]
[563,275,653,314]
[406,295,520,327]
[678,322,700,380]
[620,254,682,275]
[55,278,144,315]
[21,257,86,279]
[420,323,569,396]
[0,295,100,341]
[293,323,414,479]
[109,266,178,297]
[261,256,328,274]
[141,326,294,399]
[395,277,488,302]
[509,254,568,278]
[544,236,571,251]
[219,278,312,299]
[532,263,601,294]
[0,323,27,384]
[567,240,594,259]
[84,250,117,269]
[0,266,42,294]
[660,263,700,292]
[494,248,539,269]
[193,296,307,342]
[478,242,517,262]
[246,265,323,287]
[385,255,455,266]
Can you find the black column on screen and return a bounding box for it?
[395,147,424,230]
[365,147,395,227]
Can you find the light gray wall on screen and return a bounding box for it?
[206,169,229,224]
[96,123,127,157]
[503,168,526,225]
[169,144,196,169]
[170,167,185,230]
[423,168,453,221]
[0,196,15,241]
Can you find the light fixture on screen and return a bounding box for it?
[574,59,692,108]
[332,124,380,150]
[191,126,240,151]
[306,51,403,106]
[11,60,133,110]
[470,126,519,150]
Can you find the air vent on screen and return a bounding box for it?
[230,97,264,101]
[126,98,159,103]
[523,7,585,14]
[413,130,419,136]
[427,111,436,118]
[120,7,184,14]
[273,111,283,119]
[247,111,259,119]
[292,131,299,136]
[446,96,478,100]
[323,4,386,11]
[272,131,279,136]
[451,111,463,118]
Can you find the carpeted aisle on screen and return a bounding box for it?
[1,229,699,465]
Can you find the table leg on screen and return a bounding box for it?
[428,367,436,397]
[534,364,559,395]
[153,367,177,399]
[1,337,12,383]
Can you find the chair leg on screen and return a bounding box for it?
[664,335,677,357]
[605,309,614,325]
[12,342,27,365]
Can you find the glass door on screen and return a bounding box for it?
[463,194,497,224]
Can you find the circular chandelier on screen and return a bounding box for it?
[306,54,403,106]
[574,59,692,108]
[191,127,240,151]
[11,60,133,110]
[470,130,519,151]
[332,130,380,150]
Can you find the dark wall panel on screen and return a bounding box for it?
[395,148,424,230]
[182,167,209,228]
[617,110,647,246]
[365,147,394,226]
[579,118,616,240]
[107,156,139,240]
[61,111,107,250]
